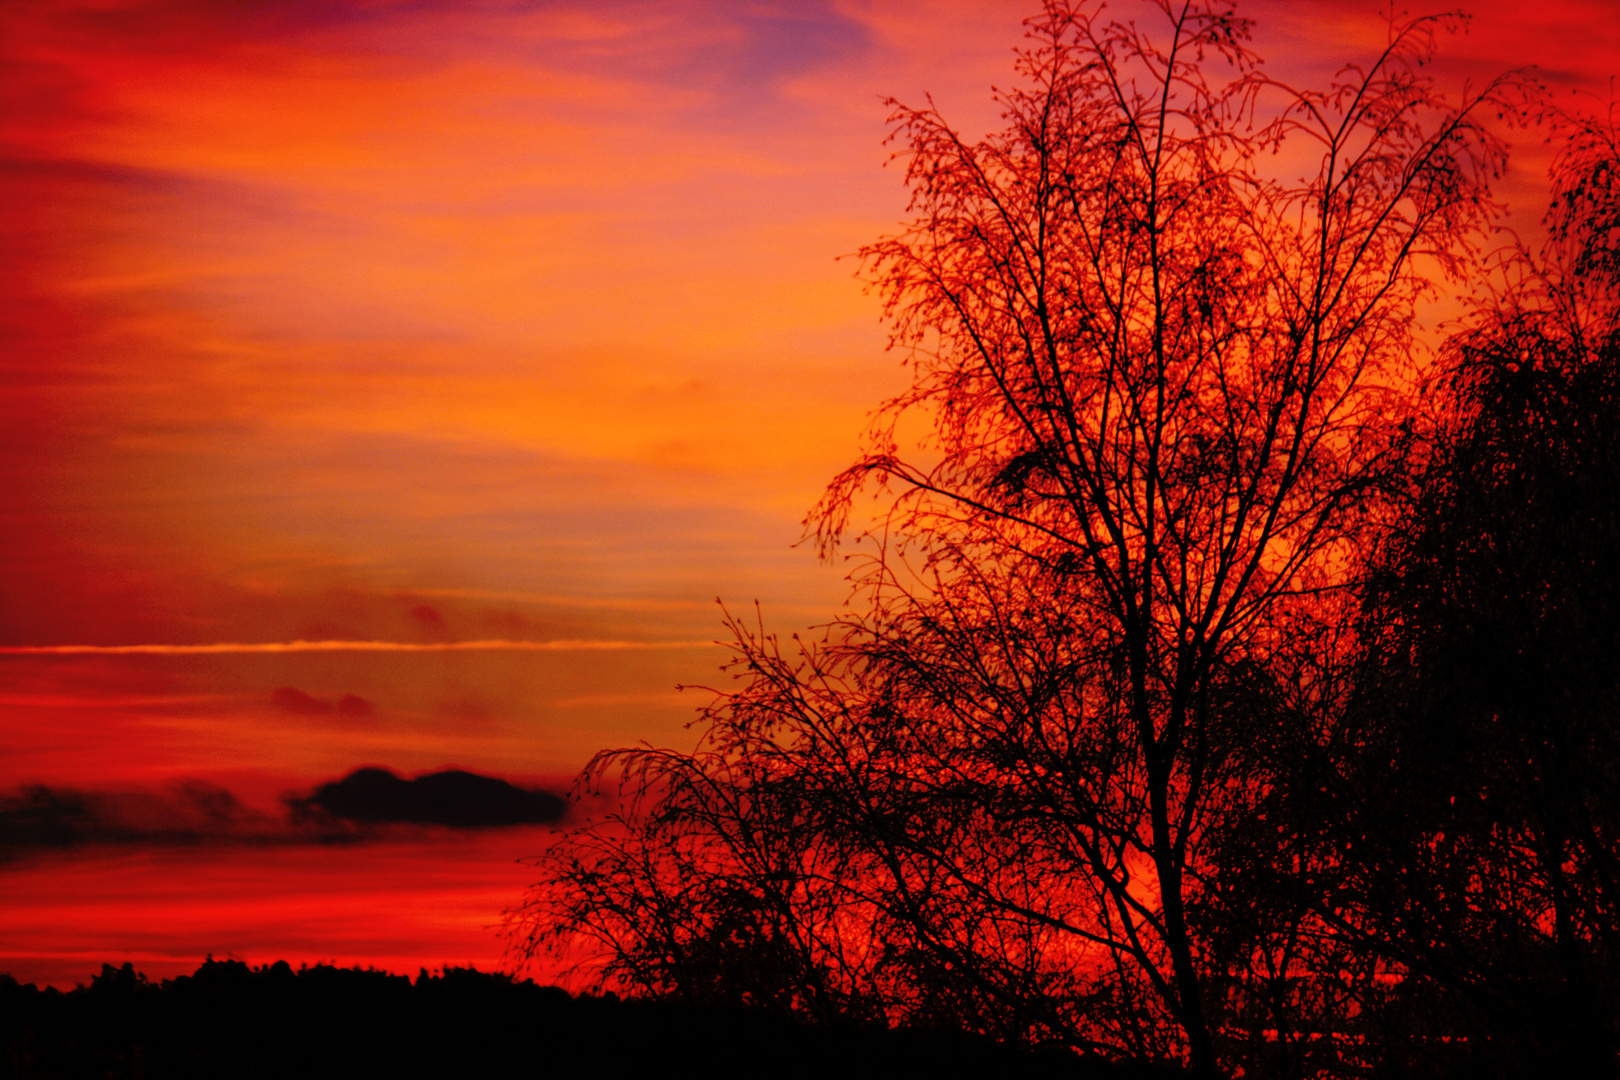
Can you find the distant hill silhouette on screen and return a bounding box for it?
[0,959,1179,1079]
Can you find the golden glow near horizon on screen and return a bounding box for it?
[1,0,1613,987]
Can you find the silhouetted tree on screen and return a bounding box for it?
[513,3,1521,1076]
[1330,110,1620,1077]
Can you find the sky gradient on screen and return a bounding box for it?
[3,0,1616,988]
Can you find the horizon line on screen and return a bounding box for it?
[0,639,721,655]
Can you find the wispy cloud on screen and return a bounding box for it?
[0,639,718,655]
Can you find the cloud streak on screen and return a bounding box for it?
[0,639,718,655]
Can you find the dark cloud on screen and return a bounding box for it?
[0,765,564,858]
[290,766,566,828]
[271,686,330,714]
[0,780,276,856]
[408,604,446,630]
[271,687,374,716]
[336,693,372,716]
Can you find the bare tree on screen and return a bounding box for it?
[512,3,1518,1075]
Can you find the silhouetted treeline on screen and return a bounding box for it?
[0,959,1167,1080]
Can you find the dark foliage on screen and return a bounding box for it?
[1327,113,1620,1079]
[0,959,1161,1080]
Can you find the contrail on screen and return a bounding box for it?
[0,639,719,655]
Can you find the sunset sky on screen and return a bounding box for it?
[3,0,1616,989]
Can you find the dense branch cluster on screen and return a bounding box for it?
[509,4,1619,1077]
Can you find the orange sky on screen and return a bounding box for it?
[2,0,1615,989]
